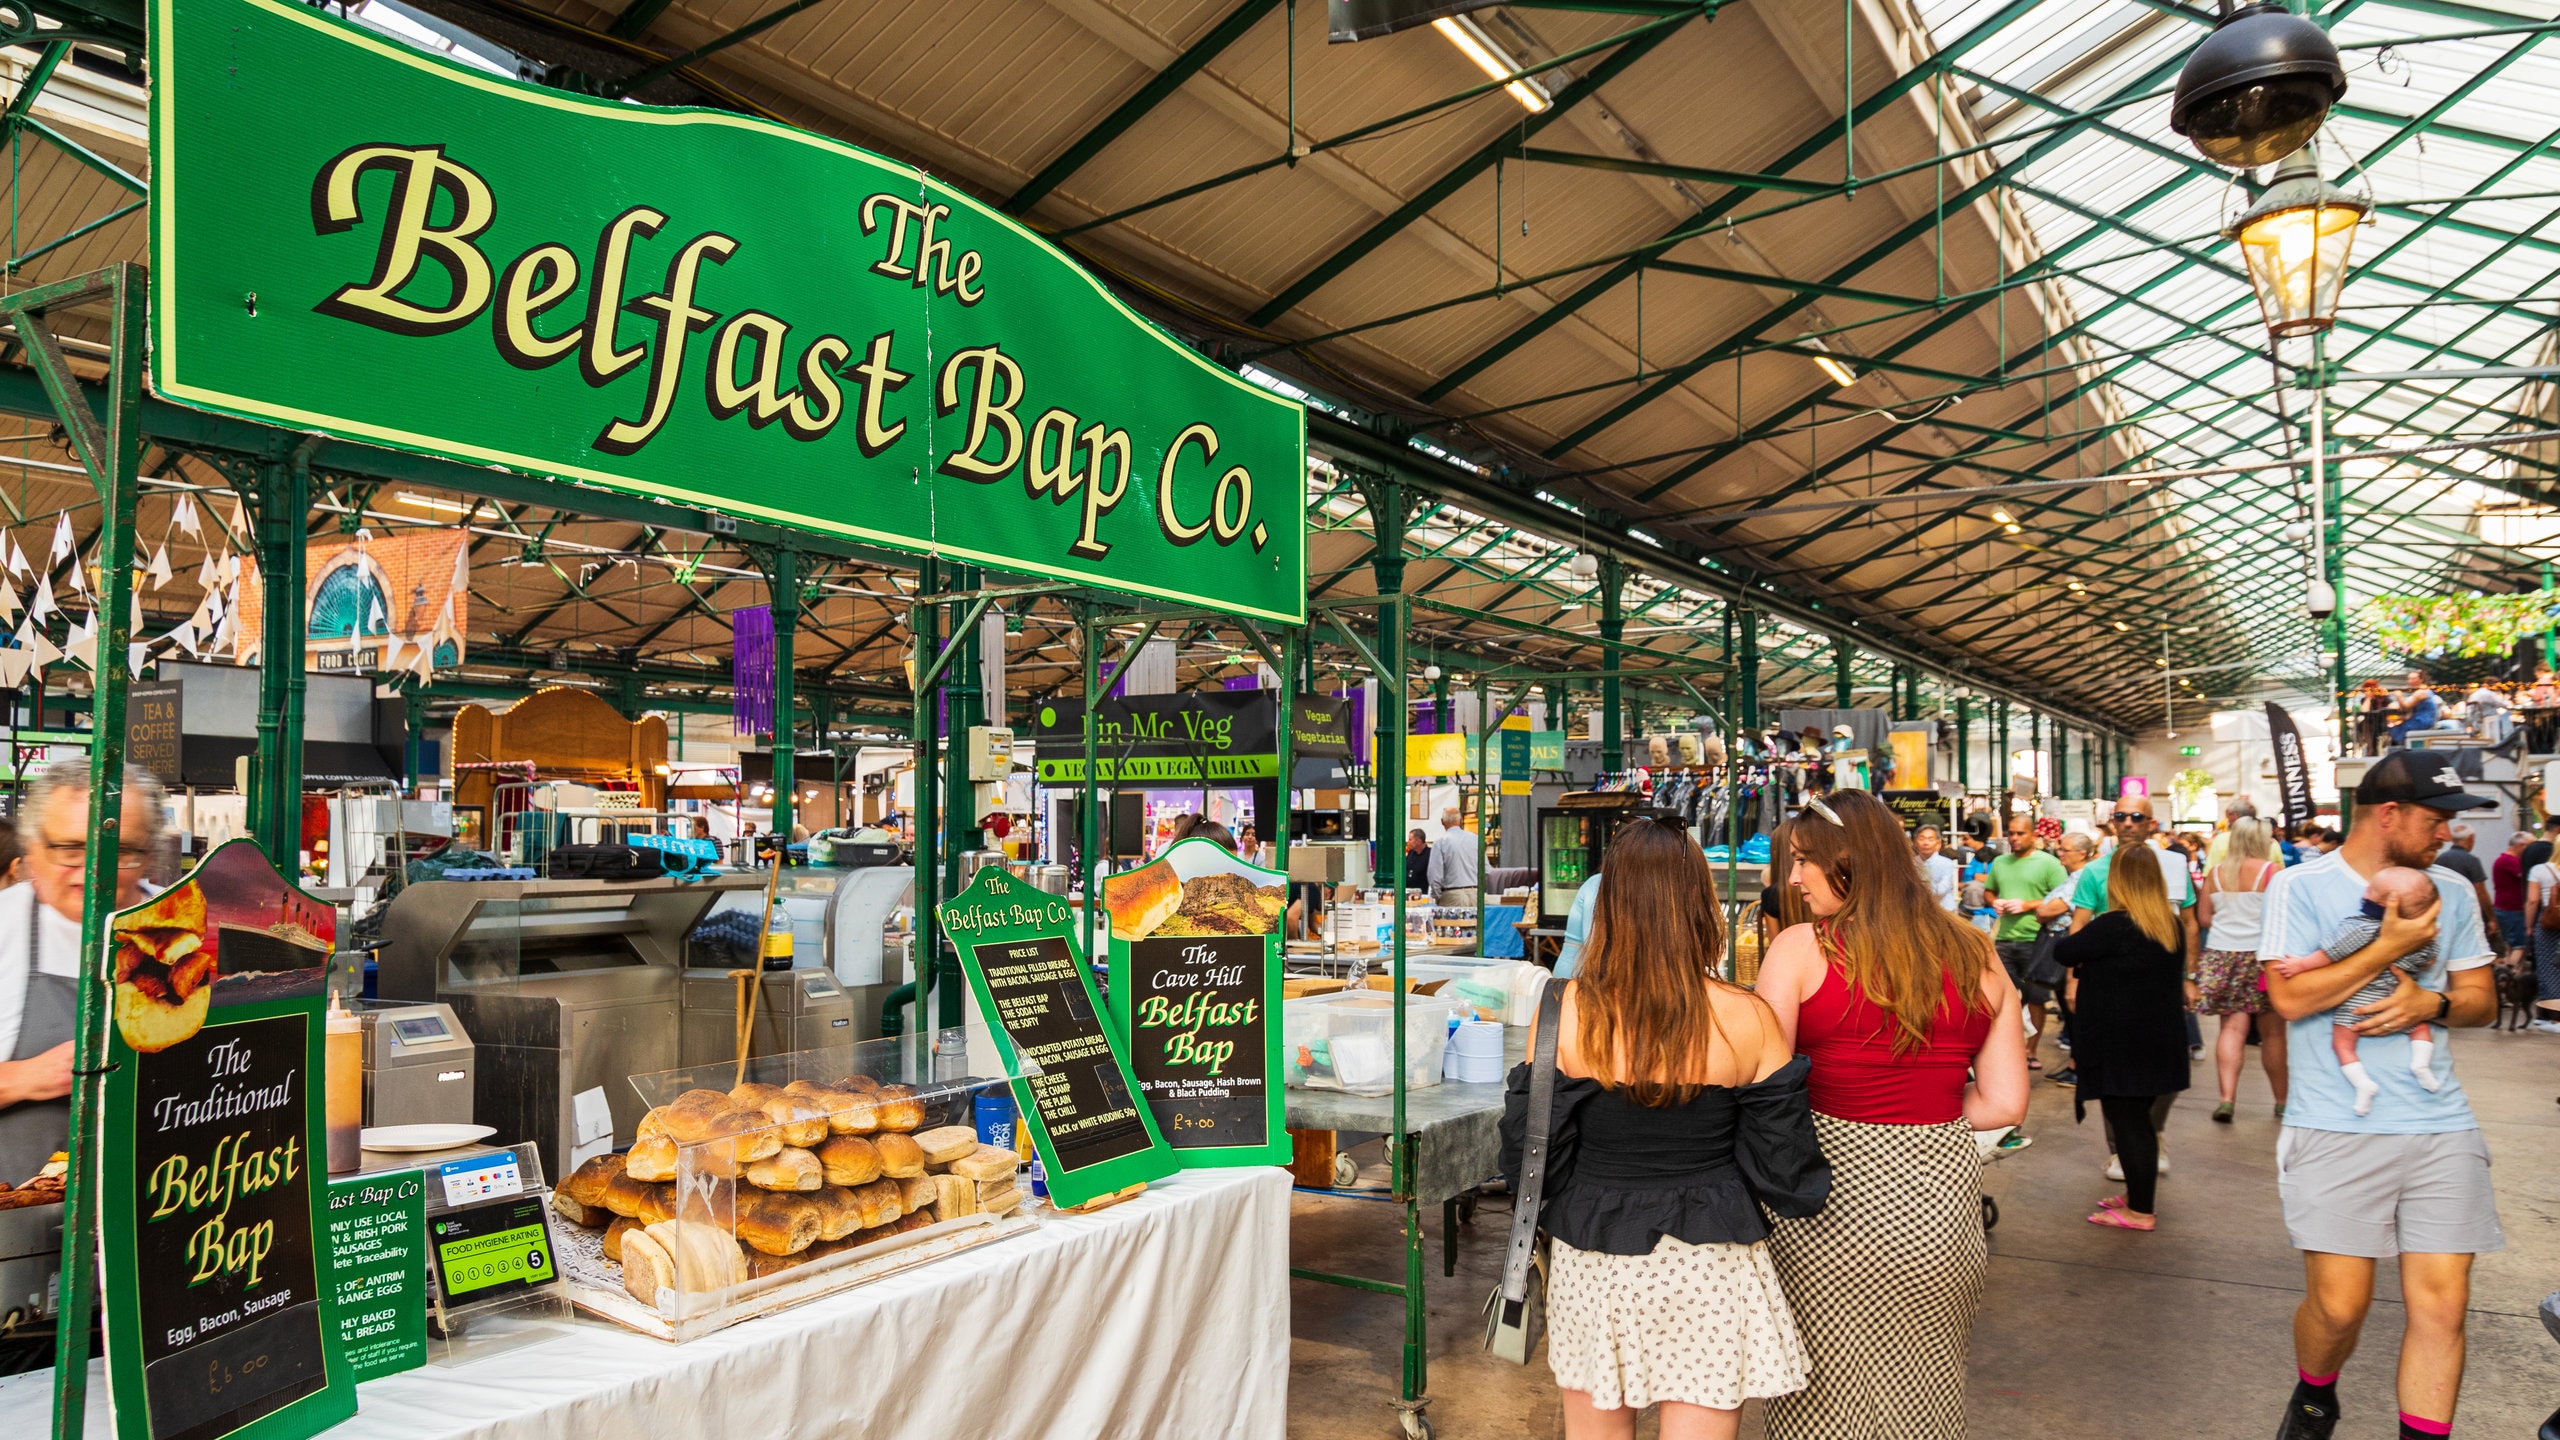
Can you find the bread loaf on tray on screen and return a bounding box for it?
[914,1125,977,1166]
[734,1190,821,1256]
[871,1083,926,1132]
[815,1135,882,1187]
[602,1214,639,1262]
[810,1185,863,1241]
[623,1134,679,1183]
[847,1177,904,1230]
[874,1132,925,1179]
[745,1146,823,1192]
[930,1173,979,1219]
[949,1145,1020,1182]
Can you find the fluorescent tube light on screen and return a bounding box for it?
[1433,16,1550,113]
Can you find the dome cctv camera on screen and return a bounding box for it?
[2170,2,2345,169]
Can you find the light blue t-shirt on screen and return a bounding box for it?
[2257,849,2490,1135]
[1554,875,1600,977]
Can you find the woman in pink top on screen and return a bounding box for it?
[1753,790,2029,1440]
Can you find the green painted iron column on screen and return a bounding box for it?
[1956,695,1971,788]
[937,563,983,1028]
[1833,637,1853,708]
[894,557,943,1042]
[1598,555,1625,771]
[1737,606,1760,733]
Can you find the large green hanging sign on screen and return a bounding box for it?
[149,0,1307,623]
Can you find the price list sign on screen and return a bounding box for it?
[941,868,1173,1209]
[323,1175,426,1382]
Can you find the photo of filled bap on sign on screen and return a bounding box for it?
[1103,840,1285,941]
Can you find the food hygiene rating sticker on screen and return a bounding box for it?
[428,1196,557,1306]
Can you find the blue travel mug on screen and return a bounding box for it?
[975,1093,1018,1151]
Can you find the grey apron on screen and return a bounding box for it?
[0,889,74,1184]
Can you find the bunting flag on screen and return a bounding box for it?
[5,537,25,579]
[128,641,147,678]
[31,573,56,620]
[170,619,198,657]
[0,585,18,621]
[732,604,775,737]
[61,612,94,672]
[196,554,218,591]
[46,511,70,562]
[147,543,172,588]
[173,492,199,538]
[0,646,27,688]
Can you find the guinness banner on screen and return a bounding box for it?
[152,0,1306,623]
[2266,703,2317,832]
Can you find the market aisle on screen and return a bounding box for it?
[1286,1026,2560,1439]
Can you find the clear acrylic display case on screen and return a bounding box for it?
[547,1027,1040,1342]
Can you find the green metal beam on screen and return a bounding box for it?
[1247,19,1686,326]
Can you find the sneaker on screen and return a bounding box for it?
[2274,1379,2339,1439]
[2156,1148,2170,1176]
[2531,1019,2560,1035]
[2213,1102,2235,1124]
[1996,1133,2033,1154]
[2048,1067,2077,1087]
[2105,1154,2124,1181]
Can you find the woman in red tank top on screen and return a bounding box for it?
[1752,790,2028,1440]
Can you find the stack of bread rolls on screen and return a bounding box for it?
[551,1075,1028,1305]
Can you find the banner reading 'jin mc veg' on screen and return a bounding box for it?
[149,0,1306,623]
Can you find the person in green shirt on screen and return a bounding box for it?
[1990,818,2071,1069]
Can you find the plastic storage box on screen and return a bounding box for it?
[1284,990,1462,1096]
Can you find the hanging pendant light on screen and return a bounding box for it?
[2171,2,2345,169]
[2225,144,2370,337]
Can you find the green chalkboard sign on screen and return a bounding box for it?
[322,1173,426,1383]
[939,869,1175,1209]
[1104,840,1288,1168]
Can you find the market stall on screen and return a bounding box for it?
[8,0,1310,1432]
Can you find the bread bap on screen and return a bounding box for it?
[847,1177,903,1229]
[785,1080,876,1135]
[620,1228,671,1306]
[948,1145,1020,1182]
[734,1083,829,1147]
[872,1083,926,1133]
[551,1191,602,1228]
[873,1131,925,1179]
[815,1134,882,1187]
[831,1073,882,1095]
[810,1185,863,1241]
[644,1219,749,1290]
[745,1147,823,1192]
[602,1214,640,1262]
[560,1152,626,1207]
[931,1173,978,1219]
[624,1134,679,1183]
[734,1190,821,1256]
[915,1125,977,1166]
[601,1170,660,1219]
[898,1173,938,1213]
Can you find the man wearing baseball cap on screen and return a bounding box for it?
[2259,750,2502,1440]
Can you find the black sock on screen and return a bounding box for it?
[2293,1371,2339,1417]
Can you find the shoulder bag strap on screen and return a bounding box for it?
[1500,980,1568,1311]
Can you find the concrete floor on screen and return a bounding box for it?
[1286,1022,2560,1439]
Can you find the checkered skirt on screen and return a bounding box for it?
[1762,1114,1985,1440]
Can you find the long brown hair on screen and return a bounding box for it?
[2106,842,2183,954]
[1576,817,1737,1106]
[1761,820,1807,930]
[1787,789,1993,1052]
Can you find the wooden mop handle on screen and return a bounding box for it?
[735,859,782,1085]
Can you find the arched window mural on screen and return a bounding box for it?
[308,556,391,642]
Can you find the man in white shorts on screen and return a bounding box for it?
[2259,751,2503,1440]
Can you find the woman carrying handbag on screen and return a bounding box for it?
[1497,818,1832,1439]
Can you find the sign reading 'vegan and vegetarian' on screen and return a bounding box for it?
[151,0,1305,623]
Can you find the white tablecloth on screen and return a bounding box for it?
[5,1168,1288,1440]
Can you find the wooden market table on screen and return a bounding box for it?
[7,1170,1289,1440]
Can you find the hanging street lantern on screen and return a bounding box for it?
[2170,2,2345,168]
[2225,146,2370,339]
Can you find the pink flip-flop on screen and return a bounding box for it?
[2097,1194,2131,1211]
[2087,1206,2155,1231]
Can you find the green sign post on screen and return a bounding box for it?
[938,868,1176,1209]
[1104,840,1289,1168]
[150,0,1306,622]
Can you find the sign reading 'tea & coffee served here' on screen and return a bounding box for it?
[150,0,1305,624]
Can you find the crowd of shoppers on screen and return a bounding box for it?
[1502,744,2511,1440]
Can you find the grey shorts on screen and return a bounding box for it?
[2276,1127,2506,1258]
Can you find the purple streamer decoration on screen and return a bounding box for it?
[733,604,775,736]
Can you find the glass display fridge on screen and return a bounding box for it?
[1537,808,1641,929]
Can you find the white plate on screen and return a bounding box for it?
[360,1123,496,1152]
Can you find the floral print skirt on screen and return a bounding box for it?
[1545,1233,1810,1412]
[2192,946,2268,1015]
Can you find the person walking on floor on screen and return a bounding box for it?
[1500,817,1831,1440]
[1989,816,2068,1072]
[1750,790,2030,1440]
[2194,816,2290,1122]
[2054,844,2192,1232]
[1914,825,1958,912]
[2045,833,2097,1087]
[2524,839,2560,1034]
[2260,751,2503,1440]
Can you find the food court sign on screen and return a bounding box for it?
[150,0,1307,623]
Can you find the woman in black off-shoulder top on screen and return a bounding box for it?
[1499,818,1832,1440]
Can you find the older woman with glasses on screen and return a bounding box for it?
[0,759,166,1182]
